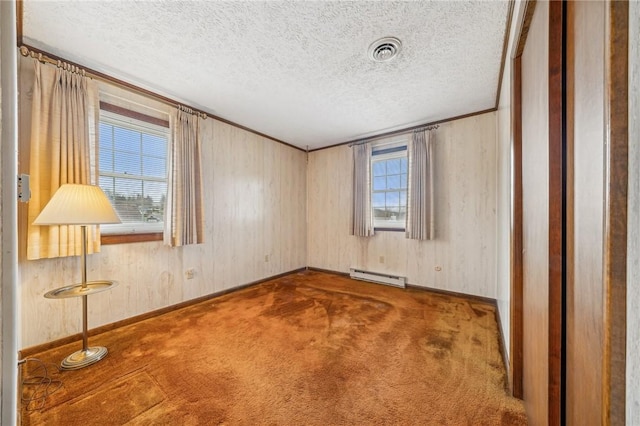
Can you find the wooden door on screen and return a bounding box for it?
[512,0,628,424]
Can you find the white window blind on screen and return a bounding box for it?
[98,110,169,234]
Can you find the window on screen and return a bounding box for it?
[371,143,408,230]
[98,108,170,235]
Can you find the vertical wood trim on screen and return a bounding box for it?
[547,1,564,424]
[510,0,537,402]
[510,54,524,400]
[564,0,576,421]
[602,1,628,424]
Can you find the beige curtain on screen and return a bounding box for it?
[164,106,204,246]
[351,143,374,237]
[406,130,434,240]
[27,59,100,260]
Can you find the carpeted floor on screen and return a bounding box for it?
[21,270,527,425]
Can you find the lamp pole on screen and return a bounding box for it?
[81,225,89,352]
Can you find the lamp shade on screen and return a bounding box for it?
[33,184,121,225]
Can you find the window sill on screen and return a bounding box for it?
[101,232,163,245]
[374,227,405,233]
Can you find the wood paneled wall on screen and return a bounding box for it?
[628,2,640,422]
[307,113,498,299]
[17,60,307,348]
[520,2,551,424]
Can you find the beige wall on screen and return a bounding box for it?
[628,0,639,421]
[18,59,307,348]
[307,112,497,299]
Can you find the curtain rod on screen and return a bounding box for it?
[18,44,306,152]
[19,45,206,119]
[347,124,439,148]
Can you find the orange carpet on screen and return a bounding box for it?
[21,270,526,425]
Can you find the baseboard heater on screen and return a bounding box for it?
[349,268,406,288]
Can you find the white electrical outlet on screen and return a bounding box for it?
[185,268,195,279]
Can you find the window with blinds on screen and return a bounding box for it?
[98,109,170,235]
[371,143,408,230]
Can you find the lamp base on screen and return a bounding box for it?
[60,346,108,370]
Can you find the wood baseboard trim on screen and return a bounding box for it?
[20,267,306,357]
[306,266,350,277]
[405,283,497,306]
[307,266,498,306]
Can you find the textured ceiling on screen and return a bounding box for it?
[22,1,510,150]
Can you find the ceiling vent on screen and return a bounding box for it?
[368,37,402,62]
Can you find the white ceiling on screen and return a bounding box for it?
[22,1,510,150]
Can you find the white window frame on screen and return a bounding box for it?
[98,110,170,235]
[371,137,409,231]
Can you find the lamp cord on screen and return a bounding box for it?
[20,358,63,411]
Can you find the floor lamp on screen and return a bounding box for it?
[33,184,121,370]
